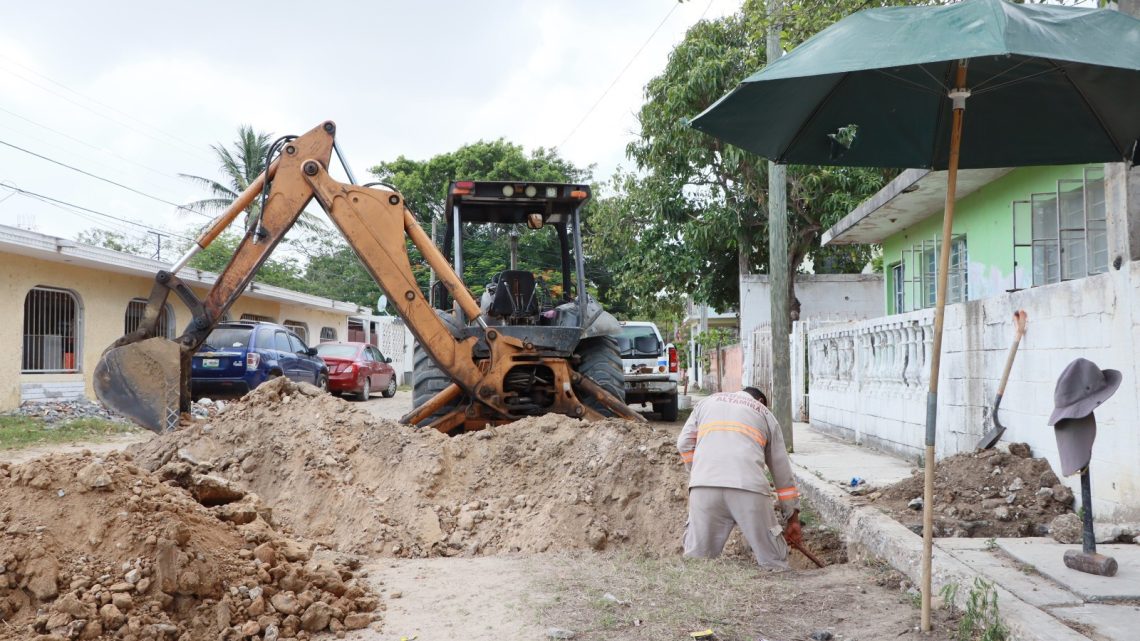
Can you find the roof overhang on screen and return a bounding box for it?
[0,224,364,315]
[821,167,1014,246]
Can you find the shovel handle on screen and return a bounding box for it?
[996,310,1028,396]
[791,540,827,568]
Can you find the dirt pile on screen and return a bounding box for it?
[131,378,697,559]
[0,450,380,640]
[875,445,1074,537]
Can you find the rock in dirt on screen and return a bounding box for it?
[1008,442,1032,458]
[130,377,692,558]
[0,450,380,639]
[1053,483,1075,506]
[189,474,245,505]
[76,462,113,490]
[1051,513,1083,544]
[548,628,578,639]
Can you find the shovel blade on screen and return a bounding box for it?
[94,337,182,433]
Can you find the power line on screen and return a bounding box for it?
[0,182,194,243]
[0,138,212,219]
[557,1,692,148]
[0,55,216,164]
[0,104,207,192]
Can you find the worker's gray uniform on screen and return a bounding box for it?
[676,391,800,569]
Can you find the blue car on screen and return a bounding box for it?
[190,321,329,398]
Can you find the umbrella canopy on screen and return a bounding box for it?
[691,0,1140,169]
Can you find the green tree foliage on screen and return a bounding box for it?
[180,124,323,232]
[184,232,305,291]
[75,229,156,257]
[593,0,905,316]
[369,140,629,314]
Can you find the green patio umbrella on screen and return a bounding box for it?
[690,0,1140,630]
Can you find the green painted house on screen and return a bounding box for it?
[822,164,1108,314]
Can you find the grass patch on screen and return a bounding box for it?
[538,553,796,641]
[0,415,140,450]
[537,552,959,641]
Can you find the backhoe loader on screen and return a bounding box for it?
[93,121,644,433]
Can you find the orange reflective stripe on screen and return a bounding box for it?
[776,487,800,500]
[696,420,767,447]
[680,450,695,462]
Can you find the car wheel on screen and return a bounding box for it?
[317,373,329,393]
[654,394,680,422]
[382,376,397,398]
[358,377,371,401]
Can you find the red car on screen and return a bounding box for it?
[315,342,398,400]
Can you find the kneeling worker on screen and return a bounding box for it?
[677,387,801,569]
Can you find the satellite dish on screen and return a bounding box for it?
[377,295,389,314]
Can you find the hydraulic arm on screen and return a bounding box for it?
[94,121,643,432]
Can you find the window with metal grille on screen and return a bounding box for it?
[897,235,967,313]
[283,320,308,344]
[240,313,275,323]
[124,299,176,339]
[1013,168,1107,290]
[890,262,904,315]
[320,327,337,342]
[22,286,82,373]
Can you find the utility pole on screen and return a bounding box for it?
[148,231,167,262]
[429,214,438,307]
[767,0,793,448]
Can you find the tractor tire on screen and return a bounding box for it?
[411,310,466,427]
[575,336,626,417]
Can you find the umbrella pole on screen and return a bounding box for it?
[921,60,969,632]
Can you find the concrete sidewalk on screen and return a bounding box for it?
[788,422,1136,641]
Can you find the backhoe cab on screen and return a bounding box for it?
[92,121,641,434]
[411,181,628,427]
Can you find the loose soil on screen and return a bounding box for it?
[131,378,840,565]
[0,450,380,640]
[875,445,1075,538]
[131,379,689,558]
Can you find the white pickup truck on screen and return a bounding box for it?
[617,321,680,421]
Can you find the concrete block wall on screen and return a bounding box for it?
[808,264,1140,521]
[740,273,882,393]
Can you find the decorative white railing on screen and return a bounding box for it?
[809,308,935,395]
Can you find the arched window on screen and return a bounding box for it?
[319,327,338,342]
[124,298,176,339]
[23,286,82,373]
[283,320,309,344]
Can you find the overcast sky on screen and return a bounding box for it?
[0,0,738,252]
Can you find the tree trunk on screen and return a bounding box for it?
[766,0,793,448]
[738,220,753,276]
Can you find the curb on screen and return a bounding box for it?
[792,463,1092,641]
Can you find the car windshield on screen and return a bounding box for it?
[203,327,252,350]
[618,326,659,357]
[315,344,359,359]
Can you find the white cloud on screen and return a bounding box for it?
[0,0,739,244]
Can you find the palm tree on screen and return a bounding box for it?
[181,125,323,232]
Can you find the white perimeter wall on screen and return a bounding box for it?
[741,273,882,389]
[808,264,1140,522]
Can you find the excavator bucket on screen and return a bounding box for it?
[94,337,182,433]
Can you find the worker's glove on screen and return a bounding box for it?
[782,511,802,547]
